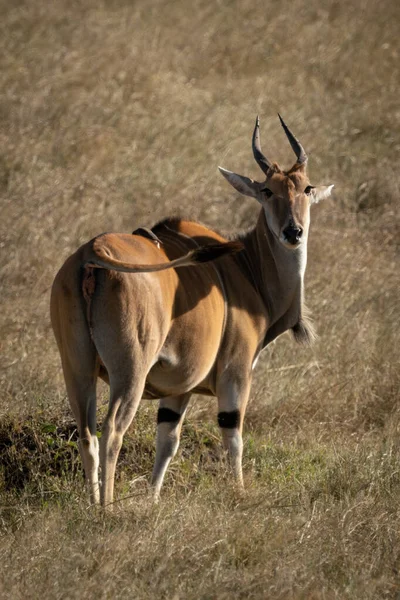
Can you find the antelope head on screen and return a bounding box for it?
[219,115,334,250]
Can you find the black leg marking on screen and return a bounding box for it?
[218,410,240,429]
[157,408,181,424]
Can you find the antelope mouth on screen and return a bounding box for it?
[280,235,302,249]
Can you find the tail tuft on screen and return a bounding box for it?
[191,241,244,263]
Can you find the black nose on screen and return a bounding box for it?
[283,224,303,245]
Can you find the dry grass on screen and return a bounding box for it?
[1,0,399,598]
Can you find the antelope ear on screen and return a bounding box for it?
[311,184,334,204]
[218,167,260,199]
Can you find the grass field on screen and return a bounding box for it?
[1,0,399,598]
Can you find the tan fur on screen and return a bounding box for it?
[50,118,332,507]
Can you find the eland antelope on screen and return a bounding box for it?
[50,115,333,507]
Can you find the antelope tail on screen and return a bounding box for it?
[85,240,243,273]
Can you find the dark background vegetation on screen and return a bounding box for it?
[1,0,399,598]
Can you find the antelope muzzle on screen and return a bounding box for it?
[282,224,303,246]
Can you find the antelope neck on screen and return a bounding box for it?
[239,209,307,331]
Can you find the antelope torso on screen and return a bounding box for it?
[146,218,272,397]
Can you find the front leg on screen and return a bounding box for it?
[216,371,252,486]
[150,393,191,500]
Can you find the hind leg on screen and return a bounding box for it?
[100,368,148,509]
[62,361,100,505]
[90,270,164,507]
[51,280,100,505]
[150,393,191,501]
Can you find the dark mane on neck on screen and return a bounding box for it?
[152,216,184,233]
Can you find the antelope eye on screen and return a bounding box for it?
[261,187,273,198]
[304,185,315,195]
